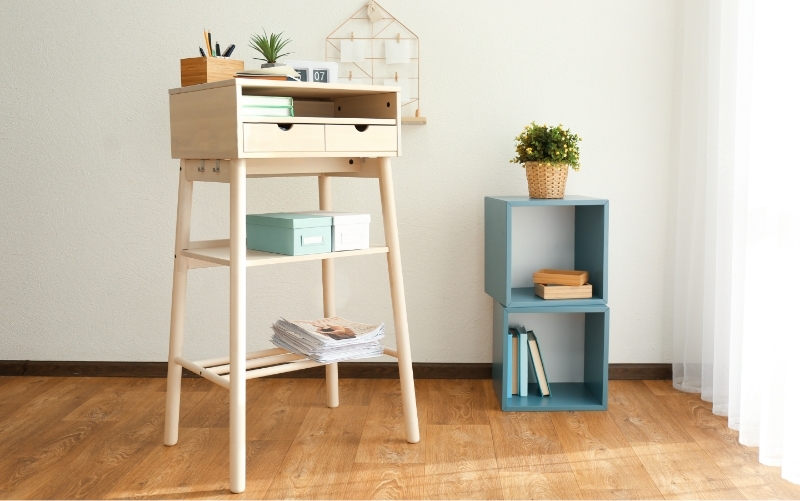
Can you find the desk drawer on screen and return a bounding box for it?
[325,125,397,152]
[243,123,325,153]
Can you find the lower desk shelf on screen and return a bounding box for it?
[183,243,389,267]
[492,301,609,412]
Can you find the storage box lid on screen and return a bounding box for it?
[297,211,371,225]
[246,213,332,228]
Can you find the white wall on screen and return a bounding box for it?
[0,0,678,363]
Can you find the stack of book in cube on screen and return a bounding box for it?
[240,95,294,117]
[533,269,592,299]
[271,316,385,364]
[509,326,551,397]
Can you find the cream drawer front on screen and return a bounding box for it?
[243,123,325,152]
[325,125,397,152]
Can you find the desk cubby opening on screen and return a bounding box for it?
[239,81,398,121]
[491,302,609,411]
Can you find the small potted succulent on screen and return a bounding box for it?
[249,30,292,68]
[511,122,581,199]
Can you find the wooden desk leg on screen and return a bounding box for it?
[229,159,247,493]
[378,158,420,444]
[318,175,339,408]
[165,161,193,446]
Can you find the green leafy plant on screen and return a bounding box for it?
[510,122,582,171]
[249,30,292,63]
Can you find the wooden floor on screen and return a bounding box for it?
[1,377,799,500]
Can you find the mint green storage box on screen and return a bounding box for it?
[246,213,332,256]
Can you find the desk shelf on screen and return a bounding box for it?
[182,244,389,267]
[242,116,396,126]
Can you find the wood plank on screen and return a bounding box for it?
[0,378,129,457]
[607,380,695,445]
[62,377,161,422]
[264,404,370,499]
[659,481,745,500]
[81,391,206,499]
[580,488,665,500]
[427,379,490,425]
[739,482,800,500]
[498,462,583,500]
[314,377,375,407]
[354,379,427,464]
[425,425,497,475]
[659,393,800,497]
[345,463,425,500]
[179,383,231,428]
[489,411,569,468]
[424,470,504,500]
[643,379,684,395]
[550,411,637,462]
[568,455,659,491]
[0,419,112,498]
[0,376,63,420]
[246,378,323,440]
[634,449,743,499]
[106,427,229,499]
[185,440,294,499]
[26,394,166,499]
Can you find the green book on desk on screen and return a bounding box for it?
[241,95,293,107]
[241,106,294,117]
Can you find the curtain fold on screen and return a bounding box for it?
[672,0,800,485]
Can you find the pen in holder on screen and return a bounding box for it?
[180,57,244,87]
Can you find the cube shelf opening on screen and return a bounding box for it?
[491,302,609,411]
[485,196,608,308]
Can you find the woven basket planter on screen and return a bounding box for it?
[525,162,569,199]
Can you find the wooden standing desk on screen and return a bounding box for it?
[165,79,419,493]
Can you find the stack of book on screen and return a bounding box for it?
[533,269,592,299]
[271,316,385,364]
[509,326,551,397]
[241,95,294,117]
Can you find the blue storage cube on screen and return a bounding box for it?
[246,213,333,256]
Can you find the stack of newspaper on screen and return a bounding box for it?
[271,316,385,364]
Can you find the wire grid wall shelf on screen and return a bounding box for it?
[326,1,426,123]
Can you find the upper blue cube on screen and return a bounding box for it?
[484,196,609,308]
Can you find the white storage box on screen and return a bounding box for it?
[298,211,370,251]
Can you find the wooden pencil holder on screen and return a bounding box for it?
[180,57,244,87]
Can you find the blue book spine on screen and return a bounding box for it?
[517,327,528,396]
[506,332,513,398]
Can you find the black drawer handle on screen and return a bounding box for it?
[277,124,293,131]
[355,124,369,132]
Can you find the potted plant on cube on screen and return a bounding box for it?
[511,122,581,199]
[249,30,292,68]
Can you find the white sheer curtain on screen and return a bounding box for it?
[672,0,800,485]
